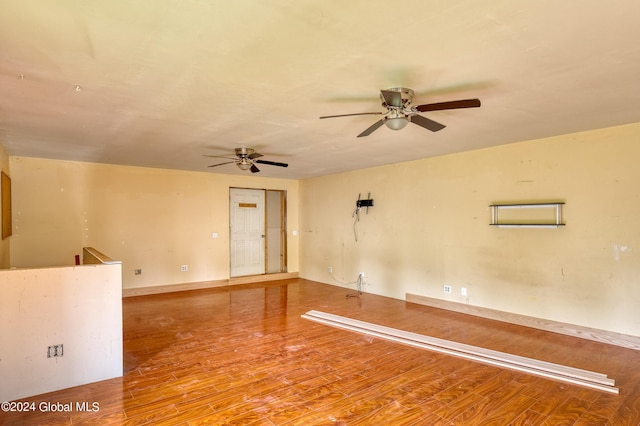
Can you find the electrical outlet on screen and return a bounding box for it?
[328,266,332,273]
[47,344,64,358]
[181,265,188,272]
[461,287,467,296]
[443,285,452,294]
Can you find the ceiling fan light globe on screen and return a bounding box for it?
[237,162,252,171]
[385,117,409,131]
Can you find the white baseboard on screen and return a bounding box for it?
[123,279,228,297]
[123,272,299,297]
[406,293,640,351]
[228,272,298,285]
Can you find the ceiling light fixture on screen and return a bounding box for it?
[383,108,409,130]
[237,159,252,170]
[384,116,409,130]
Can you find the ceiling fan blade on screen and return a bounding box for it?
[410,114,446,132]
[380,90,402,108]
[320,112,383,119]
[250,164,260,173]
[414,98,481,112]
[208,161,236,168]
[203,155,237,160]
[357,119,385,137]
[255,159,288,168]
[248,152,263,159]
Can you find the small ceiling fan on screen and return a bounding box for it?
[320,87,481,137]
[204,147,288,173]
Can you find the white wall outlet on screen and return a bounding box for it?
[327,266,332,273]
[211,232,218,239]
[461,287,467,296]
[181,265,188,272]
[444,285,452,294]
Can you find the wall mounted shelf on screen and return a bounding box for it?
[490,202,565,228]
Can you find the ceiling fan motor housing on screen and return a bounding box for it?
[381,88,414,129]
[234,147,255,158]
[380,87,414,109]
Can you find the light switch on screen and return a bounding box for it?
[212,232,219,239]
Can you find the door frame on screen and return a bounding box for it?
[266,189,287,274]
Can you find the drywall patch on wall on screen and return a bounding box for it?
[612,243,631,262]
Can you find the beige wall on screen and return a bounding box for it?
[6,123,639,336]
[9,158,299,290]
[299,123,640,336]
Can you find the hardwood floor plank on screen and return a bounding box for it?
[510,408,550,426]
[432,387,488,421]
[433,379,479,404]
[467,392,538,426]
[123,403,181,425]
[573,411,612,426]
[351,400,444,426]
[3,279,640,425]
[609,388,640,426]
[541,395,591,425]
[452,380,528,424]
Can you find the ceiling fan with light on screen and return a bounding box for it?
[320,87,481,137]
[204,147,288,173]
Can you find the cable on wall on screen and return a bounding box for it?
[352,207,360,242]
[346,273,364,298]
[352,192,373,242]
[328,268,364,298]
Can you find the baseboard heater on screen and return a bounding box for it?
[301,310,618,394]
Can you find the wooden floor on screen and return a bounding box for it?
[3,279,640,425]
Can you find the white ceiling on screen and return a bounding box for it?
[2,1,640,179]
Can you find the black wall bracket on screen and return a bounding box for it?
[356,193,374,213]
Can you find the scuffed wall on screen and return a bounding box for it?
[8,159,299,289]
[299,123,640,336]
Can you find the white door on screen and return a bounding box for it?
[230,188,265,277]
